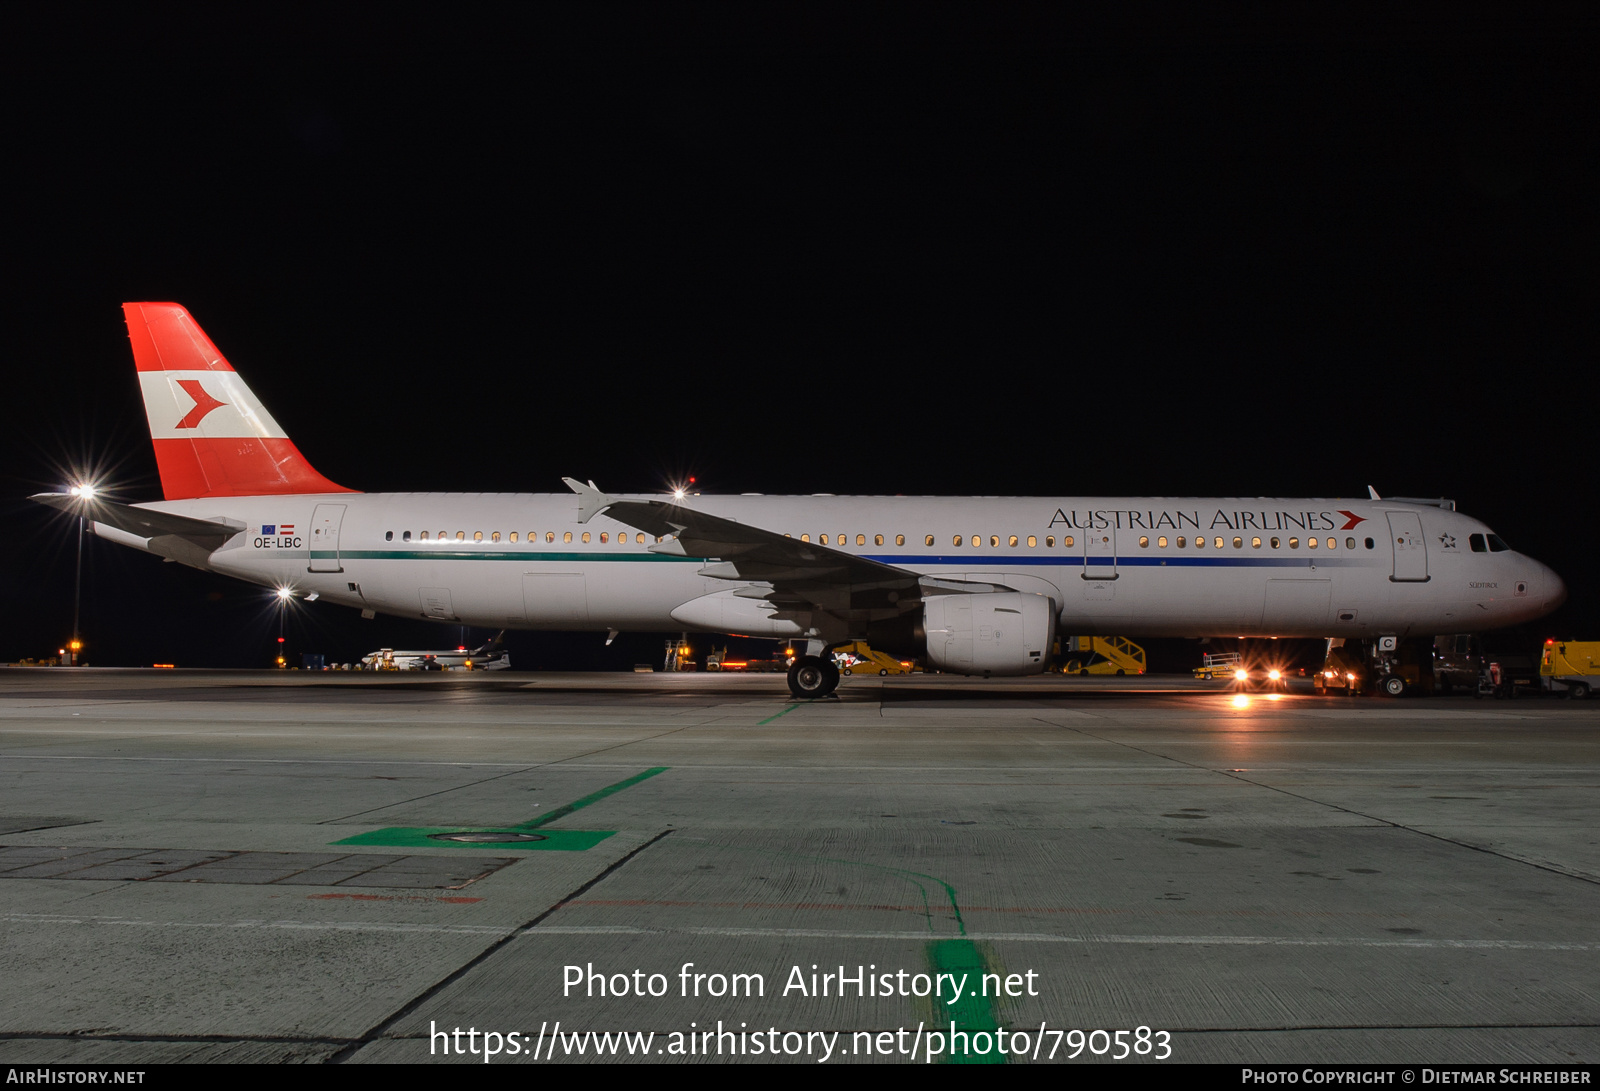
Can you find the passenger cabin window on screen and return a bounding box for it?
[1176,536,1186,547]
[1345,537,1355,550]
[1158,536,1168,548]
[1046,536,1055,547]
[563,532,572,543]
[473,532,483,541]
[925,535,934,546]
[456,531,466,541]
[1251,537,1261,548]
[971,535,981,547]
[599,532,608,543]
[896,535,905,546]
[801,534,810,542]
[874,534,883,546]
[1063,536,1074,547]
[1027,536,1036,547]
[581,532,591,543]
[385,531,393,541]
[1307,536,1317,549]
[1270,537,1280,548]
[403,531,412,542]
[1233,537,1242,548]
[1289,537,1299,549]
[546,532,555,543]
[509,532,517,542]
[990,535,999,548]
[857,534,866,546]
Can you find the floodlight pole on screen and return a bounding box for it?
[71,515,84,665]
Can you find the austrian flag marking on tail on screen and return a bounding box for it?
[123,302,356,500]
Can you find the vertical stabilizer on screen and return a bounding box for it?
[124,303,354,499]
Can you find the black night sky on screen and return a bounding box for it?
[4,7,1597,669]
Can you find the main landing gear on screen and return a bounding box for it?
[787,654,840,699]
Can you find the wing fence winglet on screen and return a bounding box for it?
[562,477,615,524]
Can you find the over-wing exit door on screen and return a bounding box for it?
[1082,525,1117,579]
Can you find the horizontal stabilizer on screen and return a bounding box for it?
[30,493,241,544]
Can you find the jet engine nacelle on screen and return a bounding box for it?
[922,592,1057,676]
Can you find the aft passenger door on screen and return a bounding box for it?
[308,504,346,573]
[1386,511,1429,582]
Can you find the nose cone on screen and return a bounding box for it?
[1542,564,1568,613]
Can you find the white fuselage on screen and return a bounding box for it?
[101,493,1566,641]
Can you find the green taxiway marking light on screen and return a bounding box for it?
[330,766,670,850]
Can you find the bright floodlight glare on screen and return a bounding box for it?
[275,587,293,601]
[673,488,686,499]
[70,483,97,500]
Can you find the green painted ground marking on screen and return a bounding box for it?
[927,939,1005,1065]
[330,767,669,850]
[757,703,802,725]
[515,767,668,829]
[685,842,997,1063]
[331,827,614,851]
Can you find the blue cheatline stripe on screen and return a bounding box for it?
[311,550,1374,570]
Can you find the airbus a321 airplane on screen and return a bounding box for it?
[34,303,1567,699]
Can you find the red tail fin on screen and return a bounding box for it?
[125,303,355,500]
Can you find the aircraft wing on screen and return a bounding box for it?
[563,478,914,592]
[30,493,242,545]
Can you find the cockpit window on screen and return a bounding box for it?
[1470,533,1488,553]
[1486,533,1511,552]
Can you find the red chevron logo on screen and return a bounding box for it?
[174,379,228,429]
[1337,510,1367,531]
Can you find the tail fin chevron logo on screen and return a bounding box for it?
[1337,510,1367,531]
[173,379,228,429]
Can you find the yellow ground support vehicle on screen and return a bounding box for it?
[1193,650,1243,681]
[836,641,915,676]
[1541,640,1600,699]
[1063,635,1146,675]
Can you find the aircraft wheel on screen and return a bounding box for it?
[1569,681,1590,700]
[842,668,853,676]
[787,656,838,699]
[879,668,889,676]
[1380,675,1406,698]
